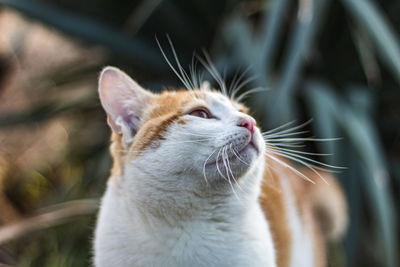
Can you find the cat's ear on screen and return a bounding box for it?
[98,67,153,140]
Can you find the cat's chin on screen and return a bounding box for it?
[236,142,261,169]
[203,143,261,183]
[242,136,260,151]
[206,144,258,167]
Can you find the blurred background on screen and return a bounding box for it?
[0,0,398,266]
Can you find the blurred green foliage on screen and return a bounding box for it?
[0,0,399,266]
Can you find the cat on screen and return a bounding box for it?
[93,66,347,267]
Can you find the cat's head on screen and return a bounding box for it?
[98,67,264,196]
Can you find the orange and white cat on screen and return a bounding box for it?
[93,67,347,267]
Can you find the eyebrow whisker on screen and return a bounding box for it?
[196,50,228,97]
[236,87,266,102]
[229,66,252,99]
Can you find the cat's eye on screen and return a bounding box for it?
[188,108,211,119]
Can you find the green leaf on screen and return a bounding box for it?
[305,81,398,267]
[269,0,329,125]
[258,0,291,84]
[341,0,400,85]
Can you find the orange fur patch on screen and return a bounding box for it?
[130,90,206,153]
[259,158,291,267]
[260,155,346,267]
[109,90,210,167]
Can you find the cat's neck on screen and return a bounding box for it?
[114,163,262,224]
[94,163,276,267]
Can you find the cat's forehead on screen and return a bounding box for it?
[196,91,248,114]
[149,89,246,116]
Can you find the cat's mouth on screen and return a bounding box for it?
[206,140,259,167]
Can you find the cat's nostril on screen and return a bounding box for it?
[238,118,256,133]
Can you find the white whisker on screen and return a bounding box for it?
[166,35,195,90]
[263,120,297,135]
[229,66,251,99]
[222,146,240,200]
[226,146,244,193]
[269,146,332,157]
[178,131,219,137]
[189,54,200,89]
[264,153,315,183]
[156,36,200,100]
[196,51,228,96]
[156,37,192,91]
[203,148,218,186]
[216,147,228,181]
[265,142,306,148]
[235,87,265,102]
[230,69,256,99]
[267,147,345,170]
[262,119,313,137]
[198,71,206,89]
[165,139,215,145]
[266,149,329,183]
[230,144,249,165]
[267,137,342,142]
[263,130,309,138]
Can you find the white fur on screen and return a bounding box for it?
[94,167,275,267]
[94,87,277,267]
[281,178,314,267]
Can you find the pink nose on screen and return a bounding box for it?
[238,117,256,133]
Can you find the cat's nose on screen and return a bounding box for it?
[238,117,256,133]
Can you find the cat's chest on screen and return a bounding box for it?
[94,189,276,267]
[115,219,274,267]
